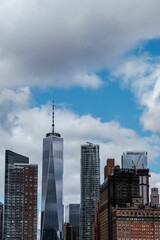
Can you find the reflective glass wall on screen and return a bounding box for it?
[41,133,63,240]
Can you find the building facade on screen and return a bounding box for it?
[112,204,160,239]
[121,151,147,169]
[64,223,75,240]
[121,151,149,205]
[65,204,80,227]
[92,158,160,240]
[0,203,3,240]
[65,204,80,240]
[98,166,140,240]
[41,105,63,240]
[80,143,100,240]
[151,187,159,207]
[4,150,38,240]
[104,158,115,180]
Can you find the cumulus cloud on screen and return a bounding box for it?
[0,87,31,130]
[150,172,160,189]
[0,0,160,89]
[113,56,160,133]
[0,88,160,206]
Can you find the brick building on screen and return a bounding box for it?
[92,158,160,240]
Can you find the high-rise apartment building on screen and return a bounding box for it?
[4,150,38,240]
[65,204,80,240]
[80,143,100,240]
[41,104,63,240]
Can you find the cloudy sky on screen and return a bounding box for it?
[0,0,160,211]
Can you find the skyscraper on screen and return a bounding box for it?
[41,103,63,240]
[121,151,147,169]
[4,150,38,240]
[65,204,80,227]
[121,151,149,205]
[65,204,80,240]
[92,160,160,240]
[80,143,100,240]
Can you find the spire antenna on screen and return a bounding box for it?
[52,101,55,134]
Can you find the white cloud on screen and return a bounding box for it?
[0,88,160,206]
[113,56,160,133]
[74,73,103,89]
[0,0,160,89]
[0,87,31,106]
[140,77,160,132]
[150,172,160,189]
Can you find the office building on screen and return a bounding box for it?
[80,143,100,240]
[92,159,160,240]
[65,204,80,227]
[99,165,140,240]
[41,103,63,240]
[122,151,149,205]
[4,150,38,240]
[121,151,147,169]
[65,204,80,240]
[151,187,159,206]
[0,203,3,240]
[112,202,160,239]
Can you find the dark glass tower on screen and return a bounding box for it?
[41,104,63,240]
[4,150,38,240]
[80,143,100,240]
[65,204,80,227]
[65,204,80,240]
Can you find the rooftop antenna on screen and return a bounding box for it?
[52,101,55,135]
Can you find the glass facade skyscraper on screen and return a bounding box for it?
[80,143,100,240]
[41,107,63,240]
[65,204,80,240]
[65,204,80,227]
[121,151,147,169]
[4,150,38,240]
[121,151,149,204]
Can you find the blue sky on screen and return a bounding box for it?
[0,0,160,206]
[32,82,139,130]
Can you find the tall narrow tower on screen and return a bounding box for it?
[80,143,100,240]
[41,102,63,240]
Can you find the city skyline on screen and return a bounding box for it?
[0,0,160,210]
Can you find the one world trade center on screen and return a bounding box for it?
[41,103,63,240]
